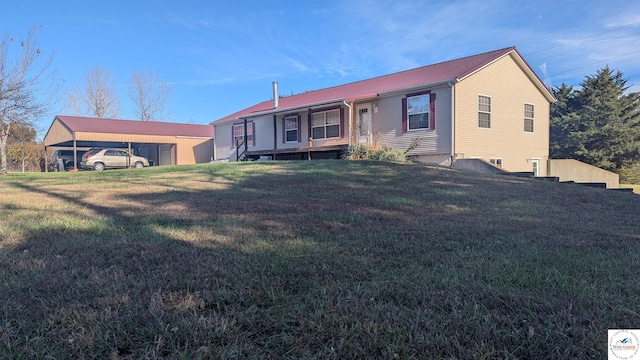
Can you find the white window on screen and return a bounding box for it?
[524,103,534,132]
[531,158,540,176]
[479,95,491,128]
[284,116,298,143]
[311,109,340,139]
[407,94,430,130]
[490,158,503,168]
[232,122,253,147]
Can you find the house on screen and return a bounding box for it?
[211,46,555,175]
[43,115,214,170]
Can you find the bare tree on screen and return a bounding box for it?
[129,69,172,121]
[83,66,120,118]
[63,85,83,116]
[0,27,58,175]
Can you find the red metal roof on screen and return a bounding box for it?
[213,46,543,123]
[55,116,213,137]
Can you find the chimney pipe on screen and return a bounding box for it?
[273,81,279,109]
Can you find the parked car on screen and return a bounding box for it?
[80,148,150,171]
[50,150,88,171]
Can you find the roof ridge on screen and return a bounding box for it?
[212,46,522,123]
[57,115,211,127]
[273,46,516,99]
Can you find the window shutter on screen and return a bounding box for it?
[282,116,285,144]
[231,126,235,149]
[430,93,436,130]
[308,111,312,139]
[402,97,408,132]
[251,122,256,146]
[340,107,345,138]
[297,115,302,143]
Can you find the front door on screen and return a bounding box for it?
[356,104,372,145]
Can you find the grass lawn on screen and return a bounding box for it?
[0,161,638,359]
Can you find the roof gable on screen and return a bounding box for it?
[54,116,213,138]
[212,46,552,124]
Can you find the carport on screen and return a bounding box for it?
[43,115,214,171]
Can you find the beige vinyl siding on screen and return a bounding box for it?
[454,53,550,174]
[277,113,306,149]
[43,120,73,146]
[214,115,273,160]
[252,116,274,151]
[214,122,239,160]
[372,86,452,158]
[73,132,180,144]
[176,137,214,164]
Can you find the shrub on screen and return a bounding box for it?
[619,163,640,184]
[343,144,368,160]
[343,145,409,163]
[369,147,408,162]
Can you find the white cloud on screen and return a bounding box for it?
[165,13,217,30]
[605,13,640,28]
[283,56,314,73]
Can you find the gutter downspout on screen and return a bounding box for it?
[449,81,455,167]
[343,100,352,148]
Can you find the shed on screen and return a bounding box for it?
[43,115,214,170]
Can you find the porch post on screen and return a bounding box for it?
[307,109,312,160]
[244,118,248,161]
[73,140,77,171]
[273,114,277,151]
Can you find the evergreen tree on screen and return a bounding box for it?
[550,84,579,159]
[550,67,640,174]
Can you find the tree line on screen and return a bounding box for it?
[550,66,640,183]
[0,27,172,174]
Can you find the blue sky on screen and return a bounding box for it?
[2,0,640,139]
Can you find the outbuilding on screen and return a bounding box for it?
[43,115,214,171]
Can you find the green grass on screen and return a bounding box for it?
[1,161,639,358]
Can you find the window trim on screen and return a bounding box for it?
[402,91,436,132]
[310,106,343,140]
[478,94,491,129]
[490,158,503,168]
[284,115,299,143]
[231,121,255,148]
[407,93,430,131]
[531,158,541,177]
[524,103,534,133]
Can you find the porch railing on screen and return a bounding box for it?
[235,138,246,161]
